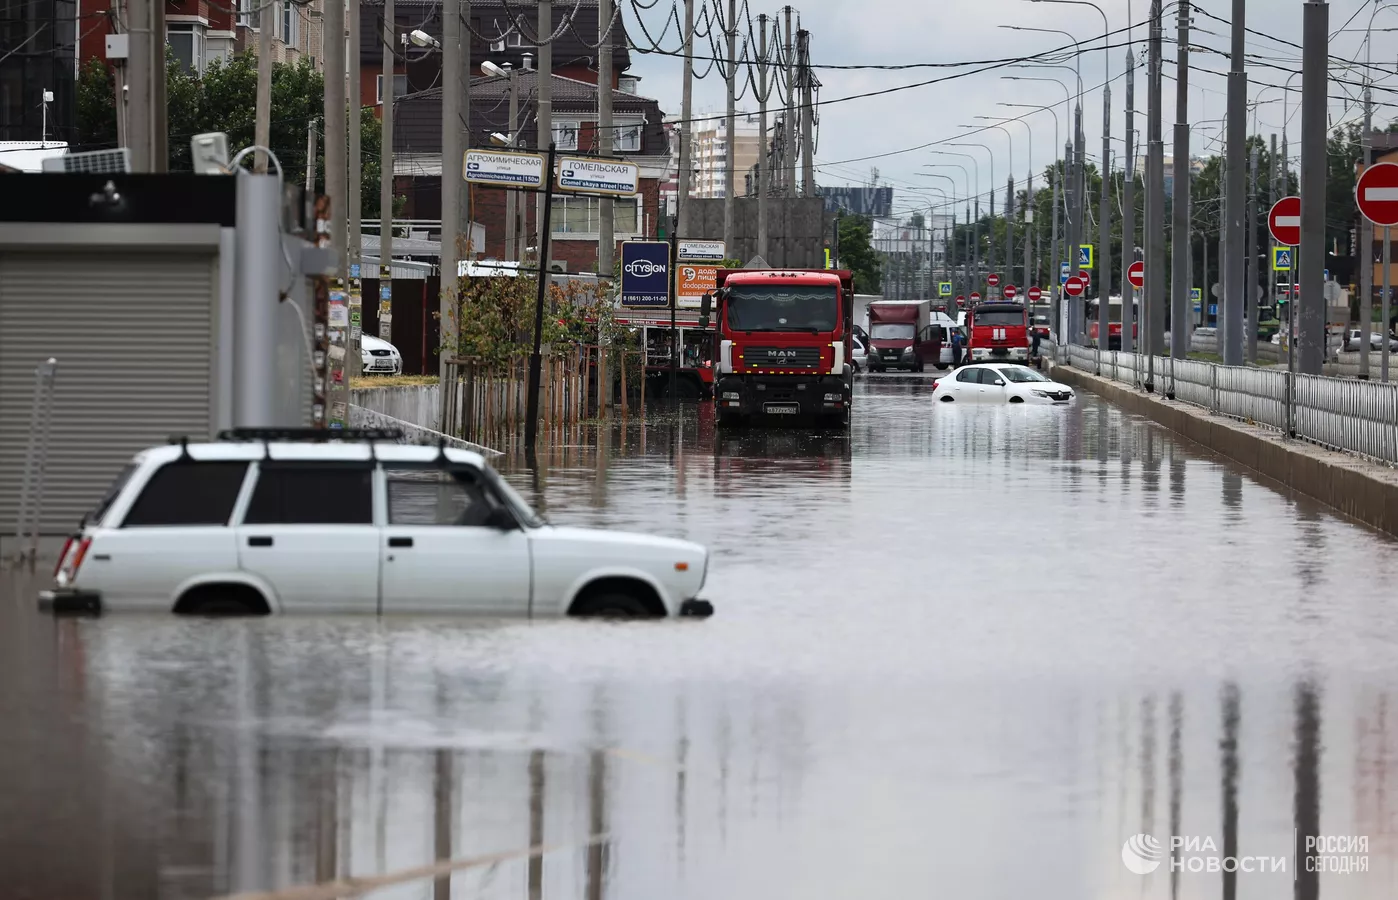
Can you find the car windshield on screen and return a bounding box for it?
[973,309,1026,326]
[870,323,915,340]
[726,284,839,331]
[484,467,546,528]
[998,366,1051,383]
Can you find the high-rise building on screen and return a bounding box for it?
[689,111,760,199]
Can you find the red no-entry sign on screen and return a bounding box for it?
[970,291,982,302]
[1027,286,1042,302]
[1127,261,1145,290]
[1003,284,1018,299]
[986,273,1000,287]
[1356,163,1398,227]
[955,295,965,302]
[1063,275,1086,298]
[1268,195,1302,245]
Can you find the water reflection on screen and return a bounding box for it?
[3,382,1398,899]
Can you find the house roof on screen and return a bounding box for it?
[394,71,667,158]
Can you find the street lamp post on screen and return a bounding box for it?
[971,119,1022,287]
[934,150,985,286]
[927,160,973,296]
[948,142,997,284]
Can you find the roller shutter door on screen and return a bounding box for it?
[0,251,218,536]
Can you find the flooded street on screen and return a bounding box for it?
[4,376,1398,899]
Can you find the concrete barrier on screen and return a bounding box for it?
[1048,362,1398,538]
[349,404,501,456]
[351,384,443,428]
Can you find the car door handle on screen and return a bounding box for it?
[247,536,273,547]
[388,536,413,548]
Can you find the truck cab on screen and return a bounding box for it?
[866,299,940,372]
[966,302,1030,364]
[707,268,854,428]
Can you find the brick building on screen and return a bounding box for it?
[369,0,669,273]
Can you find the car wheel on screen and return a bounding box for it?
[935,363,949,371]
[572,593,652,619]
[175,585,270,616]
[1008,395,1025,403]
[939,395,955,402]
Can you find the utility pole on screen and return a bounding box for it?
[783,7,796,197]
[1298,0,1327,376]
[800,29,815,196]
[1097,82,1112,363]
[1051,154,1061,340]
[1146,0,1166,385]
[325,0,346,287]
[1124,44,1138,354]
[1005,176,1014,289]
[506,67,519,261]
[1221,0,1247,365]
[1269,133,1278,355]
[677,0,694,234]
[1169,0,1189,358]
[1075,106,1086,340]
[349,0,362,295]
[1023,174,1032,297]
[125,0,148,169]
[537,0,552,262]
[1066,108,1082,342]
[598,0,614,275]
[380,0,396,319]
[150,0,166,171]
[441,0,461,410]
[1360,83,1373,379]
[254,0,273,173]
[757,14,770,260]
[722,0,737,251]
[1246,145,1259,362]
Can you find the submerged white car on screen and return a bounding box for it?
[361,334,403,374]
[931,363,1075,404]
[40,430,713,619]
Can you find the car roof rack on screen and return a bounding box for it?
[215,427,405,442]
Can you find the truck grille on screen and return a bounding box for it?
[745,346,821,368]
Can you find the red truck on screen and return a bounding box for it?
[966,301,1031,364]
[866,299,942,372]
[702,268,854,428]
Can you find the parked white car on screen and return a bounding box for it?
[931,363,1075,404]
[361,334,403,375]
[1344,329,1398,352]
[40,430,712,619]
[851,335,868,372]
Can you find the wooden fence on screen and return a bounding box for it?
[440,346,648,448]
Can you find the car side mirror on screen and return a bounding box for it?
[485,506,516,530]
[991,378,1005,386]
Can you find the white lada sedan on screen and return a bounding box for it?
[931,363,1075,404]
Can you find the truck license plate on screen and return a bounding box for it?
[764,403,800,415]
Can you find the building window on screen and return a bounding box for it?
[552,120,579,151]
[281,0,299,46]
[550,196,642,235]
[615,118,643,152]
[167,23,206,75]
[618,76,639,94]
[237,0,257,28]
[376,74,409,104]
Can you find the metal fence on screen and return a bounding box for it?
[1059,344,1398,466]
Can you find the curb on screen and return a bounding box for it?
[1047,361,1398,539]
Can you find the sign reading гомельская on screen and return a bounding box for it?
[557,157,640,195]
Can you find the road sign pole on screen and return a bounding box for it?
[1375,226,1386,380]
[669,217,679,400]
[524,141,557,453]
[1298,0,1328,376]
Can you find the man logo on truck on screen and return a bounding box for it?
[766,348,800,360]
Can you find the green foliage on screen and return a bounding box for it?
[836,213,881,293]
[447,263,616,365]
[75,52,392,221]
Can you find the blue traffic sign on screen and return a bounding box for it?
[1272,247,1293,271]
[350,263,361,279]
[620,241,671,307]
[1208,303,1218,316]
[1060,261,1071,284]
[1078,244,1094,268]
[1190,287,1202,301]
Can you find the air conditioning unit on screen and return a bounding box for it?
[548,260,567,274]
[490,40,505,52]
[42,148,131,174]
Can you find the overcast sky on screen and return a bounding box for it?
[620,0,1398,220]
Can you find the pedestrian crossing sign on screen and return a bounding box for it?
[1078,244,1094,268]
[939,282,952,297]
[1190,287,1202,301]
[1272,247,1293,271]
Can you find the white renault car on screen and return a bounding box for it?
[931,363,1075,404]
[40,429,712,619]
[361,334,403,375]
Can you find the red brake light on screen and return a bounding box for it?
[57,537,92,584]
[54,535,75,578]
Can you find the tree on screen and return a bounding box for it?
[76,53,393,220]
[837,213,881,293]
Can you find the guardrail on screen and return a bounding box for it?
[1057,344,1398,466]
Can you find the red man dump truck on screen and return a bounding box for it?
[702,268,854,428]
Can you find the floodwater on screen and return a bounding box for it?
[3,377,1398,899]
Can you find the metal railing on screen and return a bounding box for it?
[10,357,59,569]
[1058,344,1398,466]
